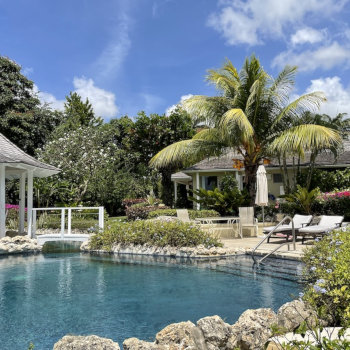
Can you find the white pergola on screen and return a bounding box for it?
[0,133,60,238]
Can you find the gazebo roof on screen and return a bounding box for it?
[0,133,60,179]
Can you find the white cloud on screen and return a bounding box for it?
[291,27,326,45]
[272,42,350,71]
[34,85,65,111]
[207,0,345,45]
[35,77,119,119]
[166,94,193,116]
[73,77,119,118]
[305,76,350,116]
[94,13,131,81]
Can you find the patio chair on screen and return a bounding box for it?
[298,215,344,244]
[264,214,313,242]
[239,207,258,238]
[176,209,192,223]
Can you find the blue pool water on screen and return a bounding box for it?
[0,252,303,349]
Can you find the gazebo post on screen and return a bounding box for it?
[0,164,6,238]
[19,172,26,233]
[27,170,34,238]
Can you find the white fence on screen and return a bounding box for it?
[29,206,104,238]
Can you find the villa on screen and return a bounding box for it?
[172,141,350,205]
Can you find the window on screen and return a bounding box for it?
[273,173,283,183]
[204,176,217,190]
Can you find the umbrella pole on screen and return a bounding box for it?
[262,206,265,227]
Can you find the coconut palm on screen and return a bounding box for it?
[150,56,342,200]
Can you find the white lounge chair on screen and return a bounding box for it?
[298,215,344,244]
[239,207,258,237]
[176,209,192,223]
[264,214,313,242]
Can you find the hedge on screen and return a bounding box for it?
[147,209,219,220]
[89,220,222,250]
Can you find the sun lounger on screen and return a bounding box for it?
[264,214,313,242]
[298,215,344,243]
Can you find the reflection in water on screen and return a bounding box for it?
[0,253,303,350]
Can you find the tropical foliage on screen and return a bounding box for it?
[147,209,219,220]
[302,228,350,327]
[150,56,342,200]
[89,220,222,250]
[284,185,320,215]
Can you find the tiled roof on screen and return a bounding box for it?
[184,141,350,171]
[0,133,60,173]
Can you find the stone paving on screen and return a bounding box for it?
[222,236,312,260]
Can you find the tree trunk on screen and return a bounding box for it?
[244,163,259,204]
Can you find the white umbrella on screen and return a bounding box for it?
[255,165,268,226]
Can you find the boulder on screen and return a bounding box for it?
[123,338,159,350]
[227,308,278,350]
[155,321,207,349]
[53,335,120,350]
[277,300,318,332]
[197,315,232,350]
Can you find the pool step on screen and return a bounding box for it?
[209,257,303,286]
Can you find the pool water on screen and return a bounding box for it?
[0,253,303,349]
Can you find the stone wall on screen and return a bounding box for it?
[54,300,318,350]
[80,241,247,259]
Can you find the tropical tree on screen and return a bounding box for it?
[150,56,342,200]
[0,56,65,154]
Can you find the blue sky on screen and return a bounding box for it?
[1,0,350,120]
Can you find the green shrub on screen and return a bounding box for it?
[147,209,219,220]
[284,185,320,215]
[90,220,222,250]
[302,228,350,326]
[313,192,350,221]
[190,186,249,216]
[298,168,350,192]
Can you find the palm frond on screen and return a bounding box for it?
[272,91,327,127]
[268,124,342,157]
[220,108,254,142]
[149,138,223,169]
[182,95,232,126]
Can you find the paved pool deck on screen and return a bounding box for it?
[222,236,312,260]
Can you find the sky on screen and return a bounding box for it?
[1,0,350,120]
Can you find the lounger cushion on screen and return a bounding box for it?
[298,225,338,234]
[263,214,312,234]
[263,225,293,233]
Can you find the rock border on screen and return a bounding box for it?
[0,236,42,255]
[54,300,324,350]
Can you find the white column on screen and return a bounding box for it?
[27,170,34,238]
[174,182,178,205]
[0,164,6,238]
[19,172,26,233]
[195,172,200,210]
[235,171,243,190]
[98,206,104,231]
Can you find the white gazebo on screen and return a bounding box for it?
[0,133,60,238]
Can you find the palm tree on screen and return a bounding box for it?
[150,56,342,200]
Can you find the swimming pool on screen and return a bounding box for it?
[0,253,303,349]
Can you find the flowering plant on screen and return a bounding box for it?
[302,228,350,326]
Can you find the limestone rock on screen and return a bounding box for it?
[123,338,158,350]
[0,236,41,255]
[197,315,232,350]
[227,308,278,350]
[54,335,120,350]
[277,300,318,332]
[155,321,207,349]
